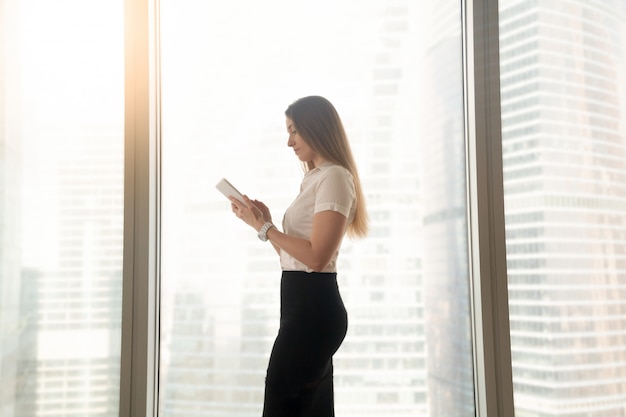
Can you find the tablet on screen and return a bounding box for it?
[216,178,247,206]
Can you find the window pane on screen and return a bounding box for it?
[0,1,124,416]
[500,0,626,416]
[159,1,473,416]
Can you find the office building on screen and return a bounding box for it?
[500,0,626,415]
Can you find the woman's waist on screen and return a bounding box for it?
[281,270,337,279]
[280,271,343,313]
[279,251,338,273]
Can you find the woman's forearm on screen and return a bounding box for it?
[266,227,326,272]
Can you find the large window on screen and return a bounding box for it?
[0,0,124,416]
[14,0,626,416]
[499,0,626,416]
[158,1,474,416]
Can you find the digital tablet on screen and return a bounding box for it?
[216,178,247,206]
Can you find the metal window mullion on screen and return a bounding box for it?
[463,0,515,416]
[120,0,161,416]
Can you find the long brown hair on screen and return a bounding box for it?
[285,96,368,238]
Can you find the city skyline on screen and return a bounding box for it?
[1,0,625,416]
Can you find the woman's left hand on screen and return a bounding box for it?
[229,195,266,231]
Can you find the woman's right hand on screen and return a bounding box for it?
[251,199,272,223]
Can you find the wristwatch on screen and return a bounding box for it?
[258,222,275,242]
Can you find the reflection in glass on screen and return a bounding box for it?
[0,1,124,416]
[500,0,626,415]
[159,1,474,416]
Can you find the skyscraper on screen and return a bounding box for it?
[1,1,24,415]
[419,1,475,415]
[500,0,626,415]
[333,1,427,415]
[11,126,124,417]
[0,1,125,415]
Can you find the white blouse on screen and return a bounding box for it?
[280,162,356,272]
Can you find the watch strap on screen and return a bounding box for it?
[258,222,275,241]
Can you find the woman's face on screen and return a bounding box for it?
[286,117,323,166]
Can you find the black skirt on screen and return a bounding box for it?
[262,271,348,417]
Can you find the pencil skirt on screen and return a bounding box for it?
[262,271,348,417]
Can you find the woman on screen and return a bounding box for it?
[229,95,368,417]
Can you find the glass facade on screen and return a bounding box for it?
[421,2,475,416]
[500,0,626,415]
[158,0,472,416]
[0,1,124,416]
[3,0,626,416]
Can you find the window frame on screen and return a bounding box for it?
[119,0,161,416]
[463,0,515,415]
[118,0,516,416]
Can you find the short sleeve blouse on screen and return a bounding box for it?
[280,163,356,272]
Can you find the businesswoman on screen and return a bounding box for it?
[228,95,368,417]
